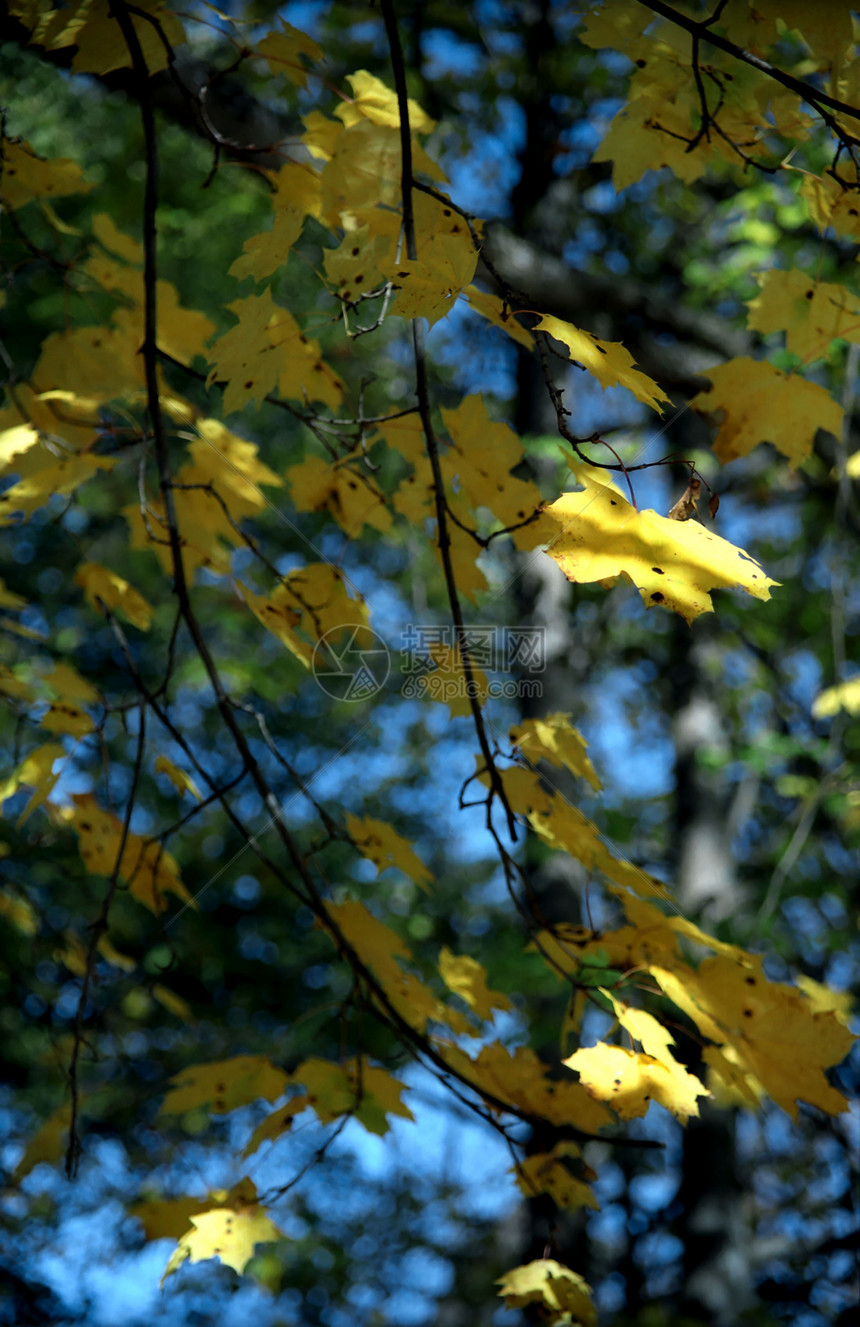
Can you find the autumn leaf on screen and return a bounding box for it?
[690,358,844,468]
[514,1143,599,1213]
[164,1194,285,1280]
[76,562,153,631]
[812,677,860,718]
[497,1259,596,1327]
[747,268,860,363]
[66,794,193,915]
[160,1055,289,1116]
[344,813,433,892]
[565,1042,708,1122]
[154,756,202,801]
[438,947,512,1021]
[510,713,601,790]
[542,464,777,623]
[254,19,322,88]
[535,313,669,413]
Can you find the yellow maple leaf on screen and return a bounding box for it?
[242,1097,310,1158]
[565,1042,708,1122]
[286,453,392,536]
[160,1055,289,1116]
[415,642,489,717]
[344,813,433,892]
[438,947,512,1021]
[704,1043,765,1110]
[0,743,66,825]
[229,208,304,284]
[29,0,187,77]
[254,20,322,88]
[323,225,390,303]
[0,888,39,937]
[514,1143,598,1213]
[602,991,678,1064]
[321,899,412,989]
[440,394,544,540]
[446,1042,613,1134]
[535,313,669,412]
[0,453,117,525]
[497,1259,596,1327]
[510,713,601,790]
[164,1200,284,1280]
[155,756,202,802]
[321,120,404,223]
[39,702,93,738]
[76,562,153,631]
[747,269,860,362]
[339,69,435,134]
[389,244,478,327]
[290,1057,414,1136]
[651,954,855,1119]
[464,286,535,349]
[801,173,860,243]
[208,289,341,414]
[811,676,860,718]
[542,464,777,623]
[0,137,91,211]
[690,358,844,468]
[132,1195,215,1242]
[322,900,471,1036]
[91,212,142,264]
[68,793,192,914]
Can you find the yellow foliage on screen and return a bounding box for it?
[0,888,39,936]
[415,642,489,717]
[254,19,322,88]
[497,1259,596,1327]
[0,136,91,211]
[286,453,392,536]
[691,358,844,468]
[76,562,154,631]
[438,947,512,1021]
[542,464,777,623]
[747,269,860,362]
[67,793,193,915]
[464,286,535,349]
[229,209,305,283]
[565,1042,708,1122]
[164,1197,284,1281]
[12,0,186,75]
[344,813,433,891]
[510,713,601,791]
[440,394,544,542]
[208,289,341,414]
[0,453,117,525]
[161,1055,289,1116]
[812,676,860,718]
[154,757,202,802]
[290,1056,414,1135]
[0,742,66,824]
[536,314,669,413]
[339,69,435,133]
[514,1143,598,1212]
[446,1042,614,1134]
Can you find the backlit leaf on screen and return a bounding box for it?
[542,464,777,623]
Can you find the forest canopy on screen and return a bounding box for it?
[0,2,858,1325]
